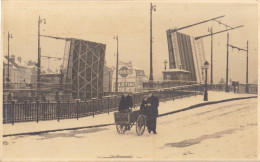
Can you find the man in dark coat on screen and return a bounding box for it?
[118,95,126,112]
[124,94,133,109]
[146,93,159,134]
[118,94,131,130]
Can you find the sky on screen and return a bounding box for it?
[1,0,258,84]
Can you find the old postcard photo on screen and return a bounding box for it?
[1,0,259,161]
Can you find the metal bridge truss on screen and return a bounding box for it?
[66,38,106,99]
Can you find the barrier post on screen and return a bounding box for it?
[77,100,79,120]
[36,100,39,123]
[57,101,60,122]
[11,101,15,125]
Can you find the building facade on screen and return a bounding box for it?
[103,65,113,93]
[3,55,36,88]
[112,61,147,92]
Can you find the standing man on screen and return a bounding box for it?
[118,95,126,112]
[146,92,159,134]
[125,93,133,109]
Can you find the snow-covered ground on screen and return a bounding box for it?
[2,92,258,160]
[3,91,256,135]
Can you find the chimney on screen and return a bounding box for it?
[10,55,15,63]
[17,57,22,63]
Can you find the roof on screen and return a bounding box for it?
[162,69,190,73]
[132,66,143,71]
[3,57,17,69]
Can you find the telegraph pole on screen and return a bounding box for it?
[114,35,119,92]
[227,39,248,93]
[245,41,249,93]
[209,27,213,84]
[7,32,12,83]
[37,16,46,99]
[149,3,156,82]
[225,32,229,92]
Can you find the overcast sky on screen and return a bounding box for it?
[2,0,258,84]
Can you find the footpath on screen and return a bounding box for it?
[3,91,257,137]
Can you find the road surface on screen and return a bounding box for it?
[3,98,258,160]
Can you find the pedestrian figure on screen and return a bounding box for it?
[125,94,133,109]
[118,95,127,112]
[118,94,131,130]
[146,93,159,134]
[140,99,148,114]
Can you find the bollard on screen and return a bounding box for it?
[195,85,197,97]
[76,100,79,120]
[67,101,70,118]
[100,98,103,113]
[11,101,15,125]
[180,87,182,100]
[36,100,39,123]
[115,96,117,111]
[43,102,46,120]
[107,97,110,114]
[57,101,60,122]
[133,94,135,108]
[92,99,95,117]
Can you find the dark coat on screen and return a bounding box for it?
[125,95,133,108]
[140,99,148,114]
[146,95,159,118]
[118,95,127,111]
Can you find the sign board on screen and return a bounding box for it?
[119,66,130,78]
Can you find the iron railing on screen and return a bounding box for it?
[3,84,202,124]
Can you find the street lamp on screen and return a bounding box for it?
[163,60,168,70]
[149,3,156,82]
[203,61,209,101]
[37,15,46,100]
[7,32,13,83]
[113,35,119,92]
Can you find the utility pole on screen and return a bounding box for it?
[245,40,249,93]
[225,32,229,92]
[37,16,46,99]
[7,32,12,83]
[149,3,156,82]
[227,40,249,93]
[114,35,119,92]
[209,27,213,84]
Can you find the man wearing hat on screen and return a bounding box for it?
[146,92,159,134]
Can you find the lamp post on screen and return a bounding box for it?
[203,61,209,101]
[37,16,46,100]
[7,32,13,83]
[245,40,249,93]
[225,32,229,92]
[113,35,119,92]
[163,60,168,70]
[149,3,156,82]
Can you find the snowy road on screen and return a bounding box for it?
[3,98,258,160]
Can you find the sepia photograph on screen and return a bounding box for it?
[1,0,259,161]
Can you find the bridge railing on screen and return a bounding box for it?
[4,83,256,124]
[3,84,203,124]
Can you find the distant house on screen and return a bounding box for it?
[112,61,147,92]
[3,55,36,88]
